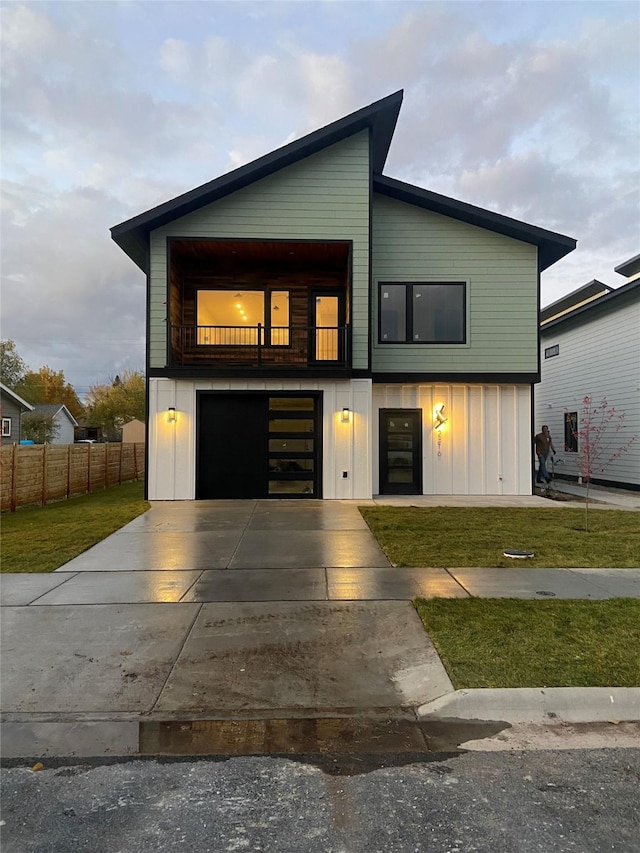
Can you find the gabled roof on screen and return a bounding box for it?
[541,278,640,332]
[0,382,34,412]
[373,175,576,272]
[540,279,612,324]
[112,91,404,271]
[32,403,79,427]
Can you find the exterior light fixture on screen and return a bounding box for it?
[434,404,446,458]
[341,407,351,423]
[434,404,447,430]
[167,407,177,422]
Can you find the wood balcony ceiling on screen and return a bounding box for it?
[170,239,351,271]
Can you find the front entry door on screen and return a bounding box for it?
[379,409,422,495]
[197,393,320,499]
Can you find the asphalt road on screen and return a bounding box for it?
[2,749,639,852]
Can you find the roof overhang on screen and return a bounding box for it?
[614,253,640,278]
[112,91,403,272]
[0,382,34,412]
[540,279,612,324]
[541,278,640,332]
[373,175,576,272]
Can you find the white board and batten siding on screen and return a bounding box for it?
[373,384,533,495]
[149,132,371,370]
[536,296,640,487]
[148,377,373,501]
[149,378,533,500]
[371,194,539,374]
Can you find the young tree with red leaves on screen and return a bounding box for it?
[571,396,637,531]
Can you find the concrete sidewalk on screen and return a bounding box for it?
[2,495,639,760]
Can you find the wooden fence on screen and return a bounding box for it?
[1,443,145,512]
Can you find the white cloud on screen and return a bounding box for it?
[1,0,638,390]
[160,38,194,83]
[297,52,354,129]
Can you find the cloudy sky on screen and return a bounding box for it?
[2,0,638,395]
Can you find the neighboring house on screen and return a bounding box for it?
[74,424,101,443]
[112,91,576,500]
[0,382,34,445]
[31,404,79,445]
[122,418,146,443]
[535,254,640,490]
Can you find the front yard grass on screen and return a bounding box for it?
[360,506,640,568]
[415,597,640,688]
[1,481,149,573]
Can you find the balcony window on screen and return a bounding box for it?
[379,282,466,344]
[196,290,289,345]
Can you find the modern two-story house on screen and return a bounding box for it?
[112,91,576,501]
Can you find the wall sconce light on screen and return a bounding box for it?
[167,407,177,422]
[341,407,351,423]
[434,404,447,430]
[434,404,447,458]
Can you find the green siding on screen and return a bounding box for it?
[372,194,538,373]
[149,132,370,369]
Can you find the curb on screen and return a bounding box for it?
[417,687,640,724]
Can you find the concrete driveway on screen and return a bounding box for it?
[2,497,639,759]
[1,500,455,758]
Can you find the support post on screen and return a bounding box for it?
[10,443,17,513]
[42,444,48,506]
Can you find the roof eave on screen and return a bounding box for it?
[0,382,34,411]
[614,253,640,278]
[541,278,640,331]
[111,91,403,272]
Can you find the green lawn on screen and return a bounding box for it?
[360,506,640,568]
[1,481,149,573]
[415,598,640,688]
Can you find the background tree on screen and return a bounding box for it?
[572,396,637,532]
[14,366,84,420]
[21,411,60,444]
[0,339,27,388]
[85,370,145,438]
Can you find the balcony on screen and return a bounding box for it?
[169,324,350,369]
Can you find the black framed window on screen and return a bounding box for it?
[379,282,466,343]
[196,289,290,346]
[564,412,578,453]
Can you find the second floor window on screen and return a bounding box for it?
[379,282,466,343]
[197,290,290,345]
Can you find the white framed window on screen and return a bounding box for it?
[379,282,467,343]
[2,418,11,437]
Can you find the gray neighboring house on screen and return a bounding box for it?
[31,404,79,445]
[536,254,640,490]
[0,382,34,445]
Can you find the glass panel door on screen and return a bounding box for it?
[379,409,422,495]
[267,396,319,497]
[311,293,344,362]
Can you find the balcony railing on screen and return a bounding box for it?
[169,324,350,368]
